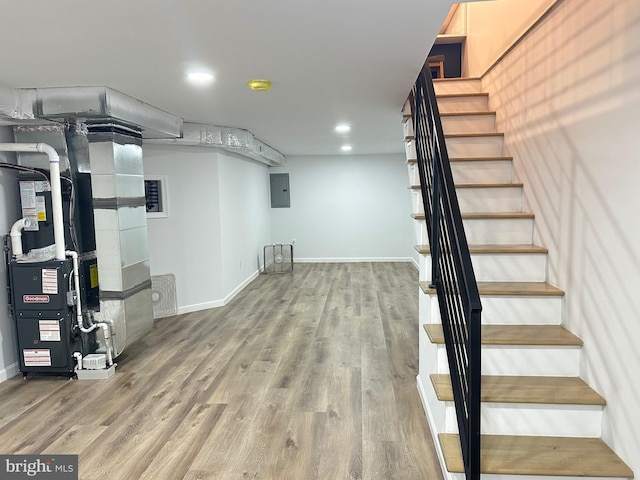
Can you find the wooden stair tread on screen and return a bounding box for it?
[439,433,634,477]
[430,374,605,405]
[420,280,564,296]
[410,183,522,189]
[445,132,504,138]
[436,92,489,98]
[423,324,582,346]
[450,156,513,162]
[412,212,534,220]
[415,244,548,255]
[406,156,513,164]
[441,111,496,117]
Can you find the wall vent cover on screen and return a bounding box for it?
[151,274,178,318]
[263,244,293,274]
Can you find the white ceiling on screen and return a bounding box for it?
[0,0,452,157]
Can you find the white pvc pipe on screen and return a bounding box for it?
[73,351,83,370]
[9,217,31,257]
[0,142,65,260]
[66,250,113,367]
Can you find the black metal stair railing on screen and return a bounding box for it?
[410,66,482,480]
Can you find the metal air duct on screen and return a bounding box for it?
[148,122,285,166]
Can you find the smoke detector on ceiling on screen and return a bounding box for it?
[248,79,272,92]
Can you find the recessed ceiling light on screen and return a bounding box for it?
[335,124,351,133]
[187,72,214,84]
[341,145,352,152]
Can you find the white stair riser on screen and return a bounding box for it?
[416,217,534,245]
[434,79,482,95]
[412,186,525,214]
[436,345,581,376]
[437,95,489,113]
[464,217,533,244]
[421,253,547,282]
[442,114,496,134]
[421,292,563,326]
[409,161,514,186]
[446,135,504,157]
[451,160,513,184]
[443,402,602,437]
[457,186,522,213]
[411,190,424,214]
[405,139,416,159]
[403,119,414,138]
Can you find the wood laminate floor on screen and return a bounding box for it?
[0,262,443,480]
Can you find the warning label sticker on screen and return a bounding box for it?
[34,180,51,193]
[39,320,61,342]
[19,181,39,231]
[23,349,51,367]
[89,264,99,289]
[36,196,47,222]
[42,269,58,294]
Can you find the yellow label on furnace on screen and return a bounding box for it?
[89,264,99,289]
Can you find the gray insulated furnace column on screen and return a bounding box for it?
[87,128,153,357]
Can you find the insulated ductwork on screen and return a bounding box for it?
[0,84,182,139]
[4,86,184,359]
[0,85,37,125]
[149,122,285,166]
[2,83,283,166]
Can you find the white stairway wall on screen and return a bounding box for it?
[482,0,640,473]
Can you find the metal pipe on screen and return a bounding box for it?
[9,218,31,257]
[0,142,65,260]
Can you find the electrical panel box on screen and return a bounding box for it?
[270,173,290,208]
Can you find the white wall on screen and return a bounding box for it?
[460,0,557,77]
[0,127,20,380]
[270,154,416,263]
[483,0,640,472]
[143,145,271,313]
[217,151,271,297]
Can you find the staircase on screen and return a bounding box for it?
[403,77,634,480]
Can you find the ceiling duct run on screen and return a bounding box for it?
[148,122,285,167]
[1,84,284,165]
[0,85,182,139]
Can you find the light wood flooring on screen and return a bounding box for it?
[0,262,443,480]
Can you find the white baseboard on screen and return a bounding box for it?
[411,257,419,271]
[223,269,260,305]
[417,374,451,480]
[0,362,20,382]
[177,300,225,314]
[176,269,260,315]
[295,257,414,263]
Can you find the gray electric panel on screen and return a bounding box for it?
[270,173,290,208]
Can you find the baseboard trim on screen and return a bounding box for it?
[417,374,451,480]
[176,269,261,315]
[295,257,414,263]
[0,362,20,382]
[222,269,260,305]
